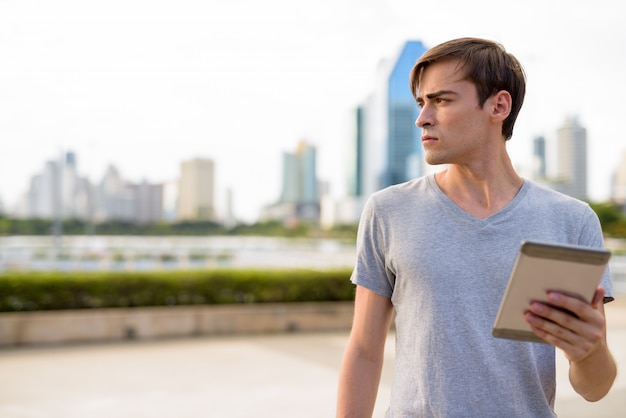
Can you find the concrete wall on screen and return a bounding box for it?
[0,302,355,347]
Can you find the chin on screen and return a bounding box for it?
[424,155,445,166]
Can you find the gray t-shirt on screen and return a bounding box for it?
[351,175,613,418]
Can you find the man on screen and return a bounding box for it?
[336,38,616,417]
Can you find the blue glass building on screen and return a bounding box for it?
[383,40,428,188]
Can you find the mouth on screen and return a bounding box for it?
[421,135,438,144]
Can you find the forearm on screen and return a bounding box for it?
[337,286,393,417]
[569,342,617,401]
[337,346,384,418]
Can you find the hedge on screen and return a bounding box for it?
[0,269,356,312]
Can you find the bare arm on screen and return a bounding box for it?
[337,285,394,418]
[525,286,617,401]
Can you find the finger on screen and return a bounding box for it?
[525,311,594,361]
[528,301,603,347]
[545,292,603,325]
[528,302,584,336]
[591,286,606,308]
[525,311,578,345]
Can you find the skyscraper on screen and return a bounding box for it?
[284,140,319,221]
[358,40,428,198]
[329,40,429,227]
[330,106,367,226]
[555,117,588,200]
[279,140,318,205]
[347,106,364,198]
[132,181,163,225]
[97,165,133,222]
[21,151,94,221]
[532,136,547,180]
[28,160,59,219]
[298,141,318,204]
[60,151,92,220]
[611,150,626,206]
[177,158,215,221]
[384,40,428,187]
[262,140,320,223]
[162,180,179,221]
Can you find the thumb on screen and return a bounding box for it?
[591,286,606,307]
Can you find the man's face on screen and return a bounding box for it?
[415,59,496,166]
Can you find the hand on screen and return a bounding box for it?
[524,286,607,363]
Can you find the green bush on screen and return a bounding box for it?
[0,269,356,312]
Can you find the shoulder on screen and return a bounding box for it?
[368,176,433,206]
[523,180,600,233]
[523,179,592,212]
[359,176,434,228]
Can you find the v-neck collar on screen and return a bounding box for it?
[426,174,528,224]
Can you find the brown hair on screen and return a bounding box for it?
[409,37,526,140]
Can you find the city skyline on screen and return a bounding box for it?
[1,0,625,221]
[2,92,625,223]
[5,112,622,226]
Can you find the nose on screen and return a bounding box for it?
[415,107,432,128]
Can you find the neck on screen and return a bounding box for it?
[434,152,523,219]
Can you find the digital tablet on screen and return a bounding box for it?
[492,240,611,344]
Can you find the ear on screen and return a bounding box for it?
[490,90,512,122]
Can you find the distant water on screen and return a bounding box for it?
[0,235,357,271]
[0,235,624,294]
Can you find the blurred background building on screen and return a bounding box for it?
[11,153,206,225]
[552,117,588,200]
[261,140,321,224]
[330,40,428,226]
[4,40,626,227]
[384,40,429,187]
[177,158,216,221]
[532,135,547,180]
[612,151,626,208]
[359,40,428,199]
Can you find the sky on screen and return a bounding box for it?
[1,0,625,222]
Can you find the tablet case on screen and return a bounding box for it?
[492,240,611,344]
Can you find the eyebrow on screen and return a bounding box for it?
[424,89,458,100]
[416,89,458,102]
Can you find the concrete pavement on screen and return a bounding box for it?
[0,298,625,418]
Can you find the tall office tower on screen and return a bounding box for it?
[280,152,299,204]
[555,117,588,200]
[532,136,547,180]
[22,151,94,221]
[27,160,60,219]
[347,106,364,198]
[360,40,428,197]
[330,107,367,226]
[280,140,318,205]
[162,180,179,221]
[132,181,163,225]
[223,187,236,227]
[385,40,428,187]
[298,141,318,204]
[73,177,95,222]
[96,165,133,222]
[271,140,320,222]
[611,150,626,206]
[60,152,77,217]
[59,151,93,220]
[177,158,215,221]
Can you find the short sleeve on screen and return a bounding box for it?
[350,195,395,298]
[579,206,614,302]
